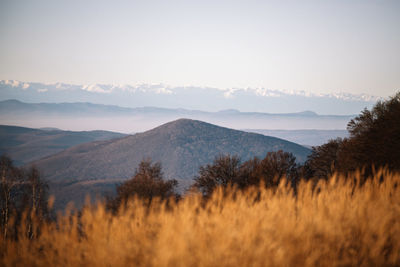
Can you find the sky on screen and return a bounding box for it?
[0,0,399,98]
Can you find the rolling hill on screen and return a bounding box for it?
[0,125,126,165]
[31,119,311,209]
[33,119,311,182]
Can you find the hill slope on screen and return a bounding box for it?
[0,125,126,165]
[33,119,311,183]
[31,119,311,209]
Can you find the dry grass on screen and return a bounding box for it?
[2,170,400,266]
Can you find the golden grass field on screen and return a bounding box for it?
[1,170,400,266]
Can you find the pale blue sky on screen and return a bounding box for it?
[0,0,399,97]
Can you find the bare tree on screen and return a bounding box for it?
[1,155,22,239]
[193,154,243,197]
[1,156,49,240]
[107,159,179,212]
[193,151,299,197]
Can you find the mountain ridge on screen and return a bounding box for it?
[0,99,344,116]
[0,99,356,133]
[0,124,126,165]
[1,80,381,102]
[0,80,377,115]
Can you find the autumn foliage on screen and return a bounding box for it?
[1,170,400,266]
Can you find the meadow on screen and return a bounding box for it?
[1,170,399,267]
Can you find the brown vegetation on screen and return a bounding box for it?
[1,170,399,266]
[193,151,299,197]
[1,156,50,240]
[304,92,400,179]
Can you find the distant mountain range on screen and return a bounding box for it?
[245,129,348,147]
[0,99,355,133]
[0,80,377,115]
[0,125,126,165]
[29,119,311,209]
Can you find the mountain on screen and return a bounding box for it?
[0,80,378,115]
[0,99,134,115]
[31,119,311,209]
[33,119,311,182]
[0,125,126,165]
[0,99,355,133]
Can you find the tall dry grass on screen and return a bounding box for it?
[1,170,400,266]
